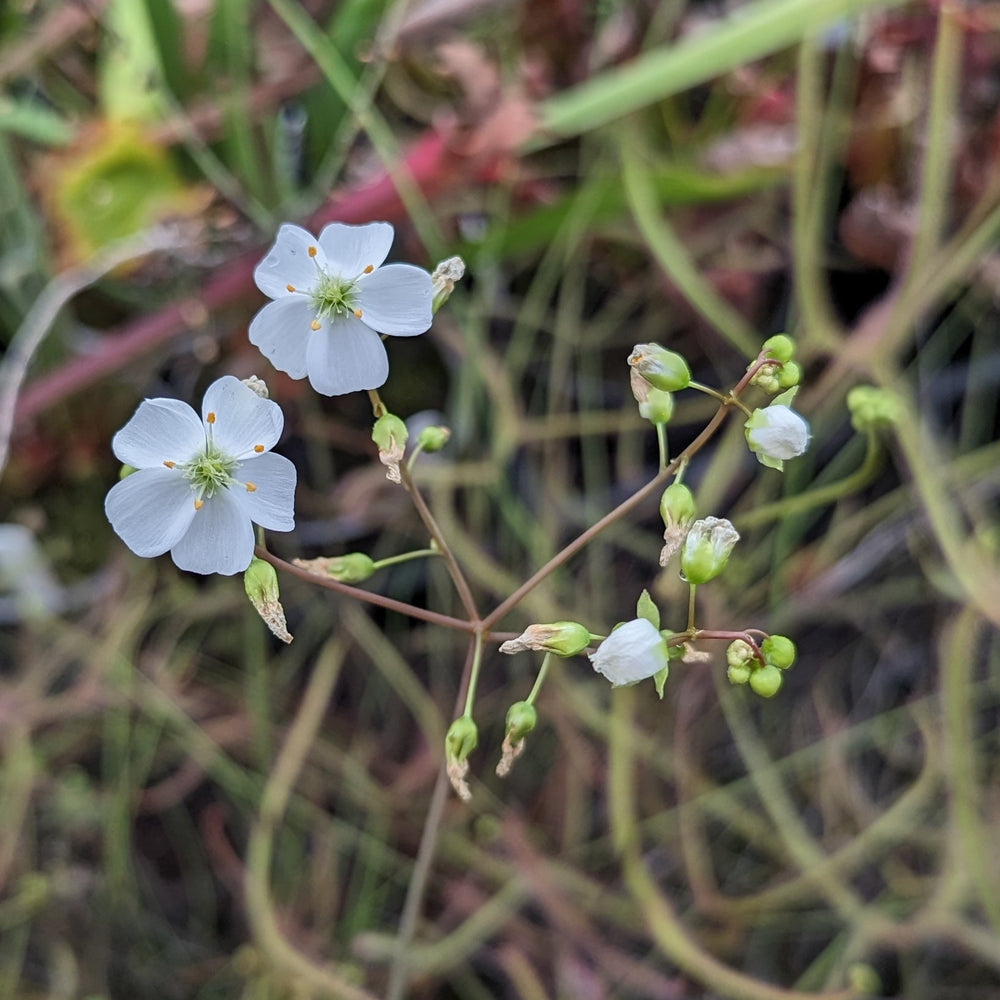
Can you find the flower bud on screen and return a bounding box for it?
[244,557,292,643]
[417,425,451,452]
[639,388,674,425]
[749,663,783,698]
[728,662,752,685]
[505,701,538,742]
[745,390,810,471]
[761,334,795,363]
[726,640,755,685]
[589,618,670,687]
[761,634,796,669]
[326,553,376,584]
[680,516,739,585]
[500,621,591,657]
[446,716,479,763]
[372,412,408,484]
[846,385,903,434]
[776,360,802,388]
[628,343,691,392]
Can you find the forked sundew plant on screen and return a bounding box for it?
[106,221,827,802]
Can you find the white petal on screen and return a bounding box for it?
[589,619,667,686]
[112,398,204,468]
[232,452,296,531]
[356,264,433,336]
[305,316,389,395]
[201,376,283,458]
[254,224,326,299]
[105,468,197,557]
[317,222,394,277]
[248,298,316,379]
[169,489,255,575]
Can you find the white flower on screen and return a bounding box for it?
[104,376,296,576]
[588,618,669,687]
[249,222,433,396]
[745,392,810,471]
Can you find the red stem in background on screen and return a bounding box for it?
[16,124,494,423]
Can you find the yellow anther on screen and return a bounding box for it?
[253,444,264,453]
[310,319,321,331]
[206,412,216,424]
[363,264,374,274]
[163,460,175,469]
[194,499,204,510]
[353,308,363,319]
[307,245,317,257]
[286,283,296,292]
[245,482,257,492]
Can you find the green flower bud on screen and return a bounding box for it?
[660,482,696,530]
[761,334,795,363]
[639,388,674,425]
[776,360,802,388]
[847,964,882,996]
[628,343,691,392]
[749,663,783,698]
[499,621,592,657]
[417,425,451,452]
[505,701,538,741]
[846,385,903,434]
[762,634,796,669]
[326,552,376,584]
[680,517,739,585]
[446,716,479,763]
[751,371,781,394]
[727,662,752,685]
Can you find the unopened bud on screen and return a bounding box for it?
[762,634,796,669]
[847,385,903,434]
[417,425,451,452]
[639,388,674,424]
[628,343,691,392]
[445,716,479,800]
[749,663,783,698]
[243,557,292,643]
[660,482,696,530]
[761,334,795,364]
[327,553,376,584]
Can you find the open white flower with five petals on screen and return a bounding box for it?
[104,376,296,575]
[249,222,433,396]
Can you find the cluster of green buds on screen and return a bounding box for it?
[750,334,801,394]
[846,385,903,434]
[726,635,796,697]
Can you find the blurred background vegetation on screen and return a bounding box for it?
[3,0,1000,997]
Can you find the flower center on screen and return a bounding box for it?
[311,271,358,320]
[180,442,237,501]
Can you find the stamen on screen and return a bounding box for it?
[307,245,317,258]
[353,308,363,319]
[206,412,216,424]
[163,460,175,469]
[286,283,296,292]
[245,482,257,492]
[363,264,374,274]
[310,319,321,331]
[253,444,264,453]
[194,499,204,510]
